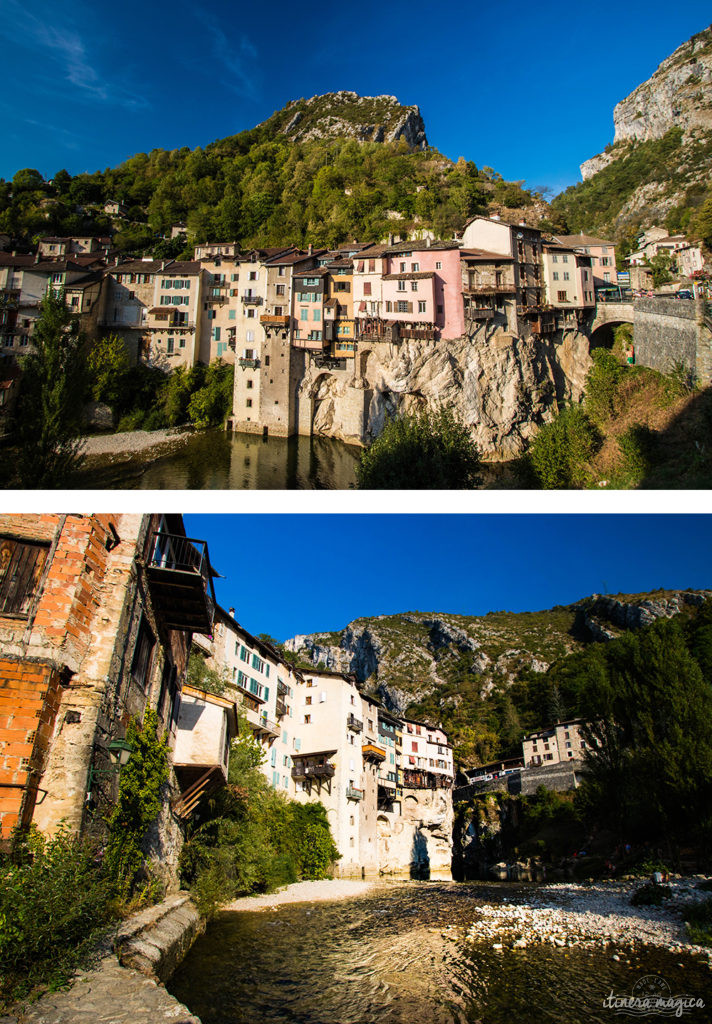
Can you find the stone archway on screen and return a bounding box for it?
[589,319,633,352]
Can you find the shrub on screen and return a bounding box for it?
[631,882,672,906]
[618,423,657,482]
[117,409,146,432]
[0,825,112,1006]
[684,897,712,946]
[585,348,625,424]
[528,405,601,489]
[357,407,481,489]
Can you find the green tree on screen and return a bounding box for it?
[13,291,87,488]
[690,192,712,248]
[357,407,481,489]
[584,347,625,423]
[646,249,677,289]
[528,405,601,489]
[186,649,228,696]
[86,334,131,406]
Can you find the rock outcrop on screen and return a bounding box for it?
[299,326,592,458]
[285,591,711,731]
[580,24,712,181]
[261,92,428,150]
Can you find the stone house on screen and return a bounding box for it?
[554,233,618,289]
[460,247,518,334]
[541,243,596,312]
[460,216,547,337]
[0,513,218,879]
[522,719,590,767]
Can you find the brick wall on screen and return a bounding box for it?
[0,658,61,836]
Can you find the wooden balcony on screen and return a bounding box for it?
[362,742,386,763]
[276,697,288,718]
[145,532,215,634]
[346,786,364,801]
[254,716,280,738]
[238,357,260,368]
[260,314,290,326]
[171,765,224,819]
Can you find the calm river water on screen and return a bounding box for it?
[167,881,711,1024]
[74,429,517,489]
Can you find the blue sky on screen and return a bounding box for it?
[1,1,710,194]
[184,514,712,641]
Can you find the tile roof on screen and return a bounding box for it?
[0,254,36,267]
[555,233,615,247]
[109,260,164,274]
[160,261,201,275]
[383,271,435,281]
[459,248,514,261]
[384,239,460,254]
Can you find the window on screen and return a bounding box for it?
[229,309,236,320]
[247,308,255,318]
[0,537,49,616]
[551,254,558,264]
[553,272,559,281]
[435,261,442,270]
[304,714,311,724]
[563,272,570,281]
[276,284,285,295]
[166,337,174,354]
[397,281,406,292]
[246,399,252,408]
[300,309,308,321]
[240,645,249,662]
[363,282,372,295]
[313,310,321,322]
[557,291,567,302]
[397,301,410,313]
[249,271,258,281]
[562,255,569,264]
[411,281,418,291]
[418,301,426,313]
[130,616,155,690]
[306,695,312,705]
[246,380,253,389]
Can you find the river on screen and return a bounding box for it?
[72,429,519,489]
[167,881,712,1024]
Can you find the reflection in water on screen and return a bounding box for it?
[167,882,712,1024]
[76,430,362,490]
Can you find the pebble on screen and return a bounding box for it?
[464,876,712,958]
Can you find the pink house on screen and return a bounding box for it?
[382,242,464,340]
[555,234,617,289]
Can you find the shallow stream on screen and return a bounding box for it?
[167,881,712,1024]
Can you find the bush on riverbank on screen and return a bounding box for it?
[684,897,712,946]
[357,407,481,489]
[0,825,113,1008]
[179,720,340,918]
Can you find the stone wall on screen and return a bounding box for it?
[453,762,583,803]
[633,298,699,378]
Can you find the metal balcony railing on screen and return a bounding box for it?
[146,532,215,633]
[241,295,263,305]
[347,714,363,733]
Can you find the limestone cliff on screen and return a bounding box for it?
[260,92,428,150]
[300,326,592,459]
[284,590,710,757]
[581,24,712,179]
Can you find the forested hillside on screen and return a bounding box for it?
[0,95,538,254]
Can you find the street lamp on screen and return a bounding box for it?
[85,737,133,805]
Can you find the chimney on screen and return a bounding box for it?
[308,243,313,256]
[426,236,432,248]
[491,214,500,222]
[388,233,394,246]
[228,607,235,618]
[519,220,526,227]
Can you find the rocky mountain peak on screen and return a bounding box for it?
[260,92,428,149]
[580,24,712,180]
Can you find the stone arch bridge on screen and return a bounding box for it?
[587,297,712,385]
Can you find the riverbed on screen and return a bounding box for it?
[167,880,712,1024]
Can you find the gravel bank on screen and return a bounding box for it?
[464,878,712,963]
[223,879,378,911]
[81,427,195,460]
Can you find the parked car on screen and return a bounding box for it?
[676,289,694,299]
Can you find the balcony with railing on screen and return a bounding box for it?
[347,714,363,733]
[346,786,364,801]
[291,762,336,780]
[276,697,288,718]
[238,357,260,368]
[145,531,216,633]
[241,294,263,305]
[254,715,280,738]
[362,742,386,763]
